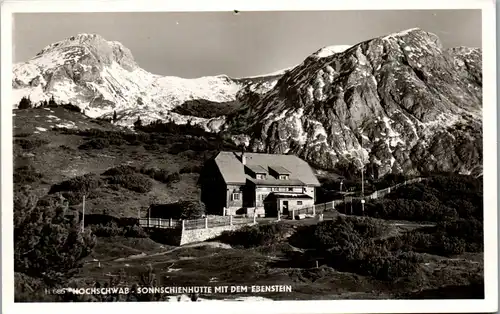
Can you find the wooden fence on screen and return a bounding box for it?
[288,201,335,219]
[366,177,423,200]
[139,215,255,231]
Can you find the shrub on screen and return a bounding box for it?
[79,136,127,150]
[217,223,293,248]
[49,173,103,195]
[18,96,33,109]
[291,216,422,281]
[78,138,110,150]
[61,103,81,113]
[89,221,147,238]
[102,165,138,176]
[59,145,73,151]
[107,173,153,193]
[171,99,240,119]
[149,201,206,220]
[14,187,96,286]
[359,251,423,281]
[14,165,43,185]
[90,221,123,237]
[140,167,180,185]
[14,138,49,150]
[144,143,161,151]
[123,225,148,238]
[15,133,32,138]
[179,165,202,174]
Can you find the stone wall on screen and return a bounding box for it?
[179,223,254,246]
[147,227,183,246]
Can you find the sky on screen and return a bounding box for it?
[13,10,481,78]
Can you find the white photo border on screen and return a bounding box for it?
[1,0,497,313]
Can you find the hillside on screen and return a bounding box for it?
[12,33,282,131]
[222,28,482,177]
[12,107,231,218]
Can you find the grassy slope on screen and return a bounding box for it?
[14,107,483,300]
[13,107,205,217]
[76,221,483,300]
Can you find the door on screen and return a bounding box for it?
[282,201,289,215]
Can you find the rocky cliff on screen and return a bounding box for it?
[12,33,282,131]
[222,28,482,177]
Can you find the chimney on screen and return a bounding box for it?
[241,146,246,165]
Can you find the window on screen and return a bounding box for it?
[232,193,240,201]
[297,201,303,205]
[256,174,266,180]
[272,187,279,191]
[279,175,289,180]
[288,187,293,191]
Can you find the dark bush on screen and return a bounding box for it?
[171,99,240,119]
[14,165,43,185]
[14,187,96,286]
[78,138,110,150]
[166,172,181,184]
[291,216,422,281]
[359,251,423,281]
[381,218,483,257]
[90,221,122,237]
[49,173,103,195]
[140,167,180,185]
[217,223,293,248]
[89,222,148,238]
[59,145,73,151]
[14,138,49,150]
[61,103,81,113]
[179,165,202,174]
[350,198,459,223]
[107,173,153,193]
[348,175,483,225]
[144,143,161,151]
[123,225,148,238]
[149,201,206,220]
[18,96,33,109]
[102,165,139,176]
[15,133,32,138]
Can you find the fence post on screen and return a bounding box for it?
[169,218,172,227]
[205,217,208,229]
[312,204,315,216]
[253,214,256,224]
[277,211,281,221]
[292,209,295,220]
[181,220,185,231]
[230,215,233,226]
[388,187,391,193]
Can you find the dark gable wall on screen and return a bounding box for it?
[200,159,228,215]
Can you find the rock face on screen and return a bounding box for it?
[12,33,282,131]
[223,28,482,177]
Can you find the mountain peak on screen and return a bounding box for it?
[223,28,482,177]
[31,33,137,72]
[381,27,423,39]
[311,45,353,59]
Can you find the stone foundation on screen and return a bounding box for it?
[179,223,254,246]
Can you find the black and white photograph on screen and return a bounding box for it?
[1,1,497,313]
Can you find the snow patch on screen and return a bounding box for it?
[382,28,421,40]
[313,45,352,58]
